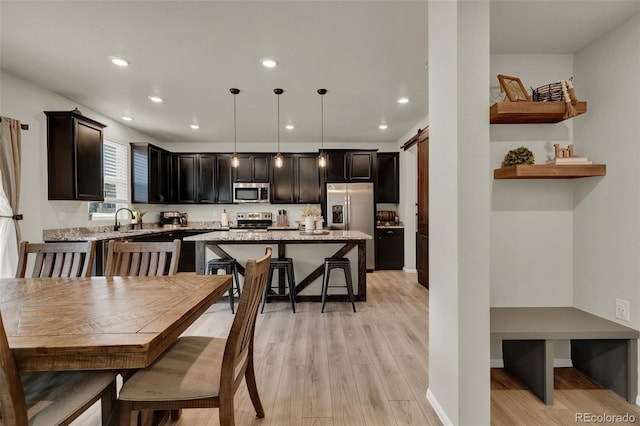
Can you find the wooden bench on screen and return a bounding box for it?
[491,307,639,405]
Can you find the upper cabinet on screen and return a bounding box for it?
[45,109,106,201]
[131,143,172,203]
[271,154,322,204]
[376,152,399,203]
[234,154,271,182]
[173,153,233,204]
[325,150,376,182]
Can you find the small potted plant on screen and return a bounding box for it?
[502,146,535,168]
[133,208,147,229]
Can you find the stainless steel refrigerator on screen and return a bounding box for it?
[326,182,375,270]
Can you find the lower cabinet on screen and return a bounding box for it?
[132,230,212,273]
[375,228,404,270]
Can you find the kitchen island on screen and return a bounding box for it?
[184,230,372,302]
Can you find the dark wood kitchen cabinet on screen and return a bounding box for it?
[325,150,376,182]
[234,154,270,182]
[271,154,321,204]
[174,154,198,203]
[131,143,172,203]
[376,152,400,203]
[45,109,106,201]
[375,227,404,270]
[174,153,233,204]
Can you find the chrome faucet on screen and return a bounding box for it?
[114,207,135,231]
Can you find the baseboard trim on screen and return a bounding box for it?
[490,358,573,368]
[403,267,417,273]
[426,388,454,426]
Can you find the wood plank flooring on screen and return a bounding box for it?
[492,367,640,425]
[73,271,438,426]
[71,270,640,425]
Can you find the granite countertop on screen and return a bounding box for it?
[376,225,404,229]
[43,221,221,242]
[184,229,372,242]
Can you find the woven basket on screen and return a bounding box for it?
[532,82,564,102]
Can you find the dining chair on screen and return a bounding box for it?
[104,239,181,276]
[16,240,96,278]
[0,311,117,425]
[118,246,273,426]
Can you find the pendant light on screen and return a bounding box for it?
[273,88,284,168]
[230,88,240,168]
[317,88,327,168]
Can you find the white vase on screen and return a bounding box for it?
[304,216,315,233]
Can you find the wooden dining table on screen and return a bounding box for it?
[0,274,231,372]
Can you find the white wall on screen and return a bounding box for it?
[573,14,640,327]
[0,70,162,242]
[427,1,490,424]
[490,55,575,307]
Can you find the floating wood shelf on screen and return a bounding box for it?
[490,101,587,124]
[494,164,606,179]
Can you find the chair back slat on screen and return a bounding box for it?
[104,240,181,277]
[0,312,29,425]
[51,252,65,277]
[17,241,96,278]
[69,252,82,276]
[221,247,272,391]
[139,252,150,275]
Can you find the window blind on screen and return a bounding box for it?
[103,140,128,203]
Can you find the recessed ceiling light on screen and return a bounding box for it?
[397,97,410,104]
[148,95,163,103]
[122,116,133,121]
[110,57,130,67]
[285,124,294,130]
[190,124,200,130]
[379,124,388,130]
[261,57,278,68]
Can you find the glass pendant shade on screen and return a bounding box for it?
[318,152,327,168]
[231,154,240,168]
[274,152,284,168]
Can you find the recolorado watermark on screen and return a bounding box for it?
[576,412,636,423]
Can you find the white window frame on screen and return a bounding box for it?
[88,139,129,221]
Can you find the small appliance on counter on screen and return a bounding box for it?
[160,211,188,229]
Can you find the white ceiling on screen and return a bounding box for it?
[1,1,639,146]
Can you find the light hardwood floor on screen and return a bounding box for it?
[73,270,439,426]
[72,270,640,425]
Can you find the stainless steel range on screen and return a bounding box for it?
[234,212,273,230]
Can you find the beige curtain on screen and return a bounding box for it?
[0,116,22,246]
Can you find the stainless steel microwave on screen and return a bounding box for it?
[233,182,270,203]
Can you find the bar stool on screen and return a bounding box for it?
[206,258,241,313]
[261,258,296,313]
[321,257,356,313]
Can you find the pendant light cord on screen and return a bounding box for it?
[277,92,280,152]
[233,92,237,152]
[320,93,324,153]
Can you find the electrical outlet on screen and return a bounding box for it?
[616,298,630,321]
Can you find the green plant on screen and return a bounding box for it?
[133,208,147,220]
[502,146,535,167]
